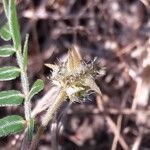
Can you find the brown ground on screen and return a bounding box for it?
[0,0,150,150]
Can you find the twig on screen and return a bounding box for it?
[106,116,129,150]
[72,108,150,116]
[111,114,123,150]
[132,134,142,150]
[111,90,130,150]
[96,95,129,150]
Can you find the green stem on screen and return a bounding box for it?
[16,51,30,120]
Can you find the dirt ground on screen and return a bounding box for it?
[0,0,150,150]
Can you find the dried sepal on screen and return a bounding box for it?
[46,46,101,103]
[84,76,101,95]
[67,46,81,73]
[44,63,59,70]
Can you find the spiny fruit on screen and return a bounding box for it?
[45,46,101,102]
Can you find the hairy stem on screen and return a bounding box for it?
[16,51,30,119]
[30,90,66,150]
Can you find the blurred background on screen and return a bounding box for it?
[0,0,150,149]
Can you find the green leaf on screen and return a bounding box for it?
[0,66,20,81]
[0,23,11,41]
[0,115,25,137]
[0,90,24,107]
[0,45,15,57]
[23,34,29,70]
[8,0,21,50]
[28,79,44,101]
[27,118,34,141]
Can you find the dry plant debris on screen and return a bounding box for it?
[0,0,150,150]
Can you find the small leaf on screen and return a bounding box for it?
[0,90,24,107]
[0,115,26,137]
[0,66,20,81]
[0,23,11,41]
[27,118,34,141]
[21,118,34,148]
[8,0,21,50]
[0,45,15,57]
[28,79,44,101]
[23,34,29,70]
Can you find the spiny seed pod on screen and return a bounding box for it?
[45,46,101,102]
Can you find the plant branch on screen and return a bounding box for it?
[3,0,31,142]
[30,90,66,150]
